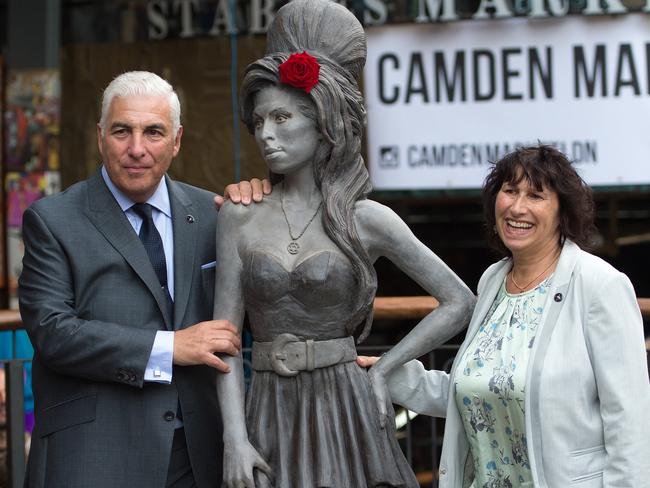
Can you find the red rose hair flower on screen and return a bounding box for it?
[278,52,320,93]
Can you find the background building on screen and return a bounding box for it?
[0,0,648,485]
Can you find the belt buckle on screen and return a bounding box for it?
[270,333,301,377]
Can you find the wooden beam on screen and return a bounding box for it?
[374,296,650,320]
[2,297,648,333]
[0,310,22,331]
[373,296,439,319]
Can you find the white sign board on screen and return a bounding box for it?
[365,15,650,190]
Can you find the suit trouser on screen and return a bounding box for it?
[166,428,197,488]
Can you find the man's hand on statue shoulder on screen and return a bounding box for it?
[214,178,271,209]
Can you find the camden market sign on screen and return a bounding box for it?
[364,14,650,190]
[145,0,650,39]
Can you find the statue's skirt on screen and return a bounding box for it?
[245,361,420,488]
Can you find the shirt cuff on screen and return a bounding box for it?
[144,331,174,384]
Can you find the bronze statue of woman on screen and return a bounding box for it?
[214,1,475,486]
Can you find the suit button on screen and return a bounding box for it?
[130,374,137,382]
[164,411,176,422]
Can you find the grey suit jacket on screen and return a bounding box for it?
[19,171,222,488]
[389,241,650,487]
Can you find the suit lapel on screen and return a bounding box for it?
[527,240,579,370]
[84,171,174,329]
[168,177,198,330]
[524,240,579,488]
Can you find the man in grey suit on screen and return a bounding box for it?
[19,71,241,487]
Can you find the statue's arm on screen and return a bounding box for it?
[213,203,272,487]
[355,200,475,424]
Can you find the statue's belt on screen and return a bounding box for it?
[251,334,357,377]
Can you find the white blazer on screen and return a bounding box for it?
[388,241,650,487]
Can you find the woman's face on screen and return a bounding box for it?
[494,172,561,259]
[252,85,320,175]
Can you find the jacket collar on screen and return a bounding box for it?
[468,240,580,337]
[525,240,580,487]
[84,171,199,330]
[168,177,197,328]
[85,171,174,328]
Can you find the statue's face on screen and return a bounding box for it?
[252,85,320,175]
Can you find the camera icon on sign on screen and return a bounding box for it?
[379,146,399,169]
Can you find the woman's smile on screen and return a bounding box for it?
[494,177,560,259]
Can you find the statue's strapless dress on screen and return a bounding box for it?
[243,250,419,488]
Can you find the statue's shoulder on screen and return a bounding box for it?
[218,200,253,228]
[218,196,278,228]
[354,198,400,228]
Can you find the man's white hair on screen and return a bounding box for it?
[99,71,181,136]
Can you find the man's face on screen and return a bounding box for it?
[97,94,182,202]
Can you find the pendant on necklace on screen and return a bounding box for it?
[287,241,300,255]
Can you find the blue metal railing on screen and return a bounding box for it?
[0,312,27,488]
[4,358,27,488]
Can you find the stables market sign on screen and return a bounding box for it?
[145,0,650,39]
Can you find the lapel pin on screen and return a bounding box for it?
[554,293,563,302]
[186,215,195,223]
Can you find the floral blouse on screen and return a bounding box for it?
[454,275,553,488]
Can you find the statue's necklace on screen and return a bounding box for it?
[280,185,323,255]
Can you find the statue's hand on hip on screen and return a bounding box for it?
[222,440,273,488]
[368,364,390,429]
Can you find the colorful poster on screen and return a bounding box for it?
[5,71,60,172]
[0,57,4,291]
[4,70,61,307]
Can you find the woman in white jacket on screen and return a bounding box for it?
[361,145,650,487]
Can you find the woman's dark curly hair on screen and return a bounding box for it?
[482,145,597,257]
